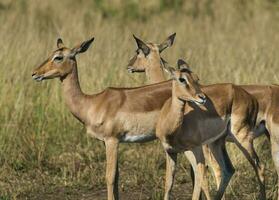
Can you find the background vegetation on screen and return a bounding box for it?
[0,0,278,199]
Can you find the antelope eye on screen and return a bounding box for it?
[179,78,186,83]
[136,49,140,54]
[54,56,63,62]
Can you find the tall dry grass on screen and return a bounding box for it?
[0,0,278,199]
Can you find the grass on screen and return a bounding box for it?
[0,0,278,199]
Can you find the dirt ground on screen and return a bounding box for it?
[19,184,194,200]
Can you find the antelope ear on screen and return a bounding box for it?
[158,33,176,53]
[57,38,64,49]
[192,73,200,82]
[177,59,191,71]
[71,37,94,56]
[163,64,176,79]
[133,34,150,56]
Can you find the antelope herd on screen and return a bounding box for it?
[31,34,279,200]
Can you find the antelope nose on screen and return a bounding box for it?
[198,94,206,104]
[32,71,37,76]
[198,93,206,100]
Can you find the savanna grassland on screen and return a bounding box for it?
[0,0,279,199]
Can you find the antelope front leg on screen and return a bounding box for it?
[105,138,119,200]
[164,151,177,200]
[185,147,211,200]
[203,145,223,194]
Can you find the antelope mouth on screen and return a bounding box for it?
[179,97,206,106]
[127,67,145,73]
[194,98,206,105]
[127,67,135,73]
[32,74,44,82]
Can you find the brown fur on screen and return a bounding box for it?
[32,38,176,200]
[156,69,258,200]
[127,36,267,199]
[32,36,234,200]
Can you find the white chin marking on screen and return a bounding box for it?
[33,76,44,81]
[194,100,206,106]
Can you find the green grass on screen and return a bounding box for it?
[0,0,278,199]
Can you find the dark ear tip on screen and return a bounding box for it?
[170,33,176,39]
[57,38,64,48]
[133,34,139,41]
[177,59,186,66]
[88,37,94,43]
[169,33,176,45]
[57,38,63,43]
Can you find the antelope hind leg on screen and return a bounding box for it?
[269,120,279,200]
[271,139,279,200]
[230,127,266,200]
[208,137,235,200]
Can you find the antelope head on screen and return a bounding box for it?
[164,59,206,105]
[127,33,176,73]
[32,37,94,81]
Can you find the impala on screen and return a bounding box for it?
[32,37,223,200]
[127,35,266,199]
[128,33,211,199]
[156,60,239,200]
[266,85,279,200]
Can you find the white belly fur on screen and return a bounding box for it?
[120,133,156,143]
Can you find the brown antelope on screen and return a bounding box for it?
[127,36,267,199]
[266,85,279,200]
[156,59,260,200]
[31,37,219,200]
[229,84,279,200]
[240,84,279,199]
[127,33,175,84]
[128,33,212,199]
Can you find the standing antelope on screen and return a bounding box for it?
[156,59,260,200]
[128,33,212,200]
[266,85,279,200]
[239,84,279,199]
[32,37,228,200]
[127,35,266,199]
[156,60,232,200]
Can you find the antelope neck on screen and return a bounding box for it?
[61,64,88,123]
[146,61,165,84]
[170,84,186,125]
